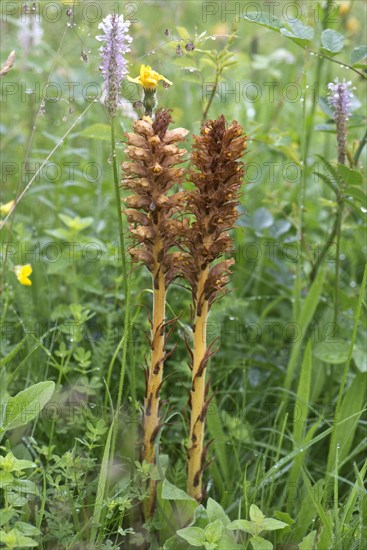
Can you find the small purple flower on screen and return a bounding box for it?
[96,14,132,117]
[327,78,355,164]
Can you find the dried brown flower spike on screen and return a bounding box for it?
[181,115,247,501]
[122,108,188,516]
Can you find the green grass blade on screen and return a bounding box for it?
[284,268,325,391]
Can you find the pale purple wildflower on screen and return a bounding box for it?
[327,78,355,164]
[96,14,132,117]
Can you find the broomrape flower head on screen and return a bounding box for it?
[0,200,15,216]
[128,64,172,89]
[96,14,132,117]
[14,264,32,286]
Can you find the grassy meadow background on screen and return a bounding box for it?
[0,0,366,548]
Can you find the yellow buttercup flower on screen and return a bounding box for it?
[128,64,172,89]
[0,200,15,216]
[14,264,33,286]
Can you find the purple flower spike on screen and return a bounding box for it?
[96,14,132,117]
[327,78,355,164]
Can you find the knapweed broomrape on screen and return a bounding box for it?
[122,109,188,515]
[179,116,247,501]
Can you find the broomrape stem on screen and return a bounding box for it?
[143,237,166,517]
[187,269,209,500]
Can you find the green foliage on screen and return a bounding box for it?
[0,0,366,547]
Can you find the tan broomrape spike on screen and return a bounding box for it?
[179,115,247,501]
[122,109,188,516]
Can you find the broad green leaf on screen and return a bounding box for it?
[250,535,273,550]
[161,479,195,501]
[299,530,317,549]
[13,523,41,537]
[346,186,367,207]
[321,29,344,54]
[261,518,288,531]
[338,164,363,186]
[0,471,13,488]
[0,508,16,527]
[176,26,190,40]
[177,526,206,547]
[206,498,230,526]
[351,46,367,65]
[280,19,314,47]
[205,520,223,543]
[58,214,94,232]
[314,342,349,364]
[250,504,265,525]
[0,452,36,473]
[1,381,55,431]
[79,123,111,141]
[0,528,38,547]
[228,519,256,535]
[253,207,274,230]
[242,13,282,32]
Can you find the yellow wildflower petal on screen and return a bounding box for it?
[14,264,33,286]
[0,200,15,216]
[128,64,172,89]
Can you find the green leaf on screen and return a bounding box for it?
[351,46,367,65]
[314,342,350,364]
[1,381,55,431]
[176,26,190,40]
[338,164,363,186]
[261,518,288,531]
[205,520,223,543]
[250,535,273,550]
[280,19,314,47]
[321,29,344,54]
[13,523,41,537]
[58,214,94,232]
[0,528,38,547]
[161,479,196,501]
[79,123,111,141]
[206,498,230,526]
[242,13,282,32]
[177,526,206,547]
[250,504,265,525]
[0,452,36,473]
[284,268,325,389]
[0,508,16,527]
[299,530,317,549]
[0,471,13,488]
[228,519,256,536]
[253,207,274,231]
[345,186,367,207]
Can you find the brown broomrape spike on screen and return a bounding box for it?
[122,109,188,518]
[181,115,247,501]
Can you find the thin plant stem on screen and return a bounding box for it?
[187,268,209,500]
[333,203,343,325]
[143,236,166,518]
[111,118,128,291]
[110,118,136,404]
[353,127,367,167]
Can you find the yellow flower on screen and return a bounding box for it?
[0,200,15,216]
[127,64,172,89]
[14,264,33,286]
